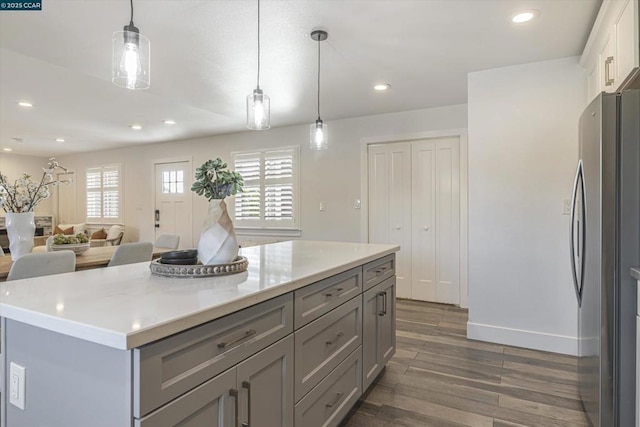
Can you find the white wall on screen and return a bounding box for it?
[0,152,53,215]
[55,104,468,245]
[467,57,586,355]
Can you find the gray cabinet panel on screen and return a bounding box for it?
[379,277,396,366]
[362,276,396,391]
[362,286,383,390]
[295,348,362,427]
[294,267,362,329]
[363,254,395,291]
[294,297,362,401]
[134,294,293,417]
[237,335,295,427]
[135,368,237,427]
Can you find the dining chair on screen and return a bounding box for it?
[108,242,153,267]
[7,251,76,281]
[154,234,180,250]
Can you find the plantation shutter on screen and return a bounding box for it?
[231,146,299,229]
[86,165,122,222]
[86,168,102,219]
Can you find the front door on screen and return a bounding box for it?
[155,161,192,249]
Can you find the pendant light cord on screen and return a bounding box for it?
[317,38,321,120]
[129,0,134,25]
[256,0,261,90]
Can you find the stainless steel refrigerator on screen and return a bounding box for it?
[571,90,640,427]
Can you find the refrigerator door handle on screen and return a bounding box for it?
[570,160,583,307]
[577,164,586,305]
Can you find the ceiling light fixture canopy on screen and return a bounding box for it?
[112,0,150,90]
[247,0,270,130]
[310,29,328,150]
[374,83,390,91]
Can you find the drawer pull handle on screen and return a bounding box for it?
[374,267,387,274]
[218,329,257,349]
[325,392,344,408]
[229,388,239,427]
[242,381,252,427]
[325,332,344,345]
[324,287,344,298]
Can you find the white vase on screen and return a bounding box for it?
[6,212,36,261]
[198,199,239,265]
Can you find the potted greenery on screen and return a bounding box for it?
[0,158,71,260]
[191,158,244,265]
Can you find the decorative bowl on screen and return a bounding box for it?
[50,242,90,256]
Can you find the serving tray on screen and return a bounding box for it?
[149,256,249,278]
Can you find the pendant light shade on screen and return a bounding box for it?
[310,29,328,150]
[247,0,270,130]
[112,0,150,90]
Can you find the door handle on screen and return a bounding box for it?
[605,56,615,87]
[241,381,251,427]
[377,291,385,316]
[229,388,239,427]
[569,161,583,307]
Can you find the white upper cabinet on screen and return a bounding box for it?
[582,0,640,102]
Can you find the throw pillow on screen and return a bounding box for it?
[54,225,74,235]
[91,228,108,239]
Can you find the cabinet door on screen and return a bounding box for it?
[135,368,236,427]
[378,277,396,366]
[601,29,617,93]
[616,0,639,87]
[362,285,383,391]
[237,335,294,427]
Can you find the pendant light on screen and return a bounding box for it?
[310,29,328,150]
[112,0,150,90]
[247,0,270,130]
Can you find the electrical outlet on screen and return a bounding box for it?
[319,201,326,211]
[354,199,361,209]
[562,199,572,215]
[10,362,25,410]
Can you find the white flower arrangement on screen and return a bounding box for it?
[0,158,72,213]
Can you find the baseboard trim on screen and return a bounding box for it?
[466,322,578,356]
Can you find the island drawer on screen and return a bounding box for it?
[295,347,362,427]
[294,296,362,402]
[294,266,362,328]
[133,293,293,418]
[363,254,395,290]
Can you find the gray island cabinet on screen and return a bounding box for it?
[0,240,398,427]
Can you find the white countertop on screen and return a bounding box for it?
[0,240,398,350]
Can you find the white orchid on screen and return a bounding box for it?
[0,158,71,213]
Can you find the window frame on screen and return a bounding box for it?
[230,146,301,234]
[85,164,123,224]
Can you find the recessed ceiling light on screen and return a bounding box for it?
[130,124,142,130]
[512,10,539,23]
[3,148,12,152]
[18,101,33,108]
[162,120,176,125]
[374,84,391,91]
[55,138,65,142]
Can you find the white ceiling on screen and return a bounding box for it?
[0,0,601,156]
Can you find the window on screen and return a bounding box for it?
[162,169,184,194]
[86,164,122,222]
[231,146,299,230]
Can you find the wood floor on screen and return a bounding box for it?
[342,299,589,427]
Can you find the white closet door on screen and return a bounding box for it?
[411,138,460,304]
[368,143,412,298]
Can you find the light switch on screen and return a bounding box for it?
[10,362,25,410]
[319,201,326,211]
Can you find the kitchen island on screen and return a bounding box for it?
[0,240,398,427]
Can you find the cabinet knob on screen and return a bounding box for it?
[395,225,401,230]
[423,226,429,231]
